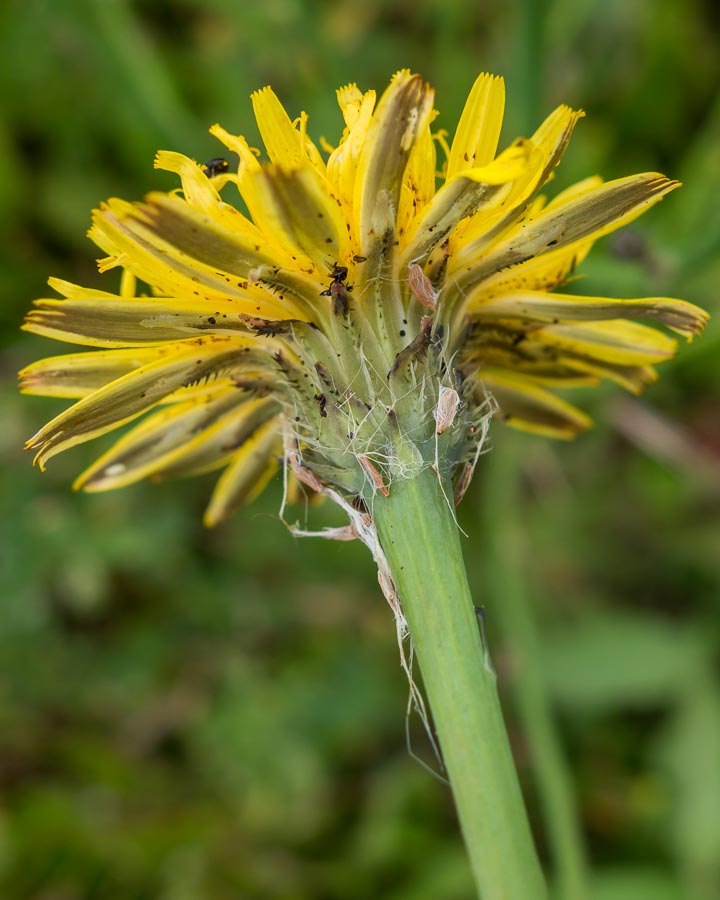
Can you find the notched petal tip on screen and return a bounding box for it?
[25,426,60,470]
[250,85,273,101]
[391,68,416,83]
[154,149,190,172]
[651,298,709,338]
[24,427,43,450]
[251,86,322,171]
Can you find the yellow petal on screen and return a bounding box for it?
[464,238,594,306]
[25,337,263,468]
[215,118,340,268]
[45,277,122,302]
[154,406,280,481]
[154,149,281,254]
[76,391,279,491]
[463,320,666,393]
[209,124,318,268]
[90,195,315,318]
[478,369,592,438]
[22,293,296,348]
[336,83,370,129]
[555,357,658,394]
[251,87,325,174]
[251,86,305,166]
[354,71,435,248]
[452,173,679,293]
[446,73,505,180]
[249,165,350,270]
[20,348,160,398]
[203,419,281,526]
[327,86,376,208]
[537,320,677,366]
[455,105,584,249]
[209,124,262,178]
[531,105,585,177]
[155,151,222,214]
[544,175,603,209]
[468,290,709,337]
[396,117,437,240]
[401,140,533,267]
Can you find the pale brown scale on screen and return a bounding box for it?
[435,387,460,434]
[357,454,390,497]
[288,451,325,493]
[453,461,475,506]
[407,263,437,310]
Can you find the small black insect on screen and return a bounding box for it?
[314,392,328,418]
[388,316,432,378]
[320,264,353,315]
[322,263,348,286]
[329,281,350,316]
[202,157,229,178]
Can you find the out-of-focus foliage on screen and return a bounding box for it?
[1,1,718,898]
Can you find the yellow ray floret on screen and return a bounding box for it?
[468,290,709,338]
[446,73,506,179]
[74,390,279,492]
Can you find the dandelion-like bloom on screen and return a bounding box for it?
[22,72,707,525]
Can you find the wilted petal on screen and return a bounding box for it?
[401,141,533,268]
[249,165,350,270]
[477,369,592,438]
[76,390,279,491]
[355,71,435,248]
[154,405,280,480]
[22,294,296,347]
[26,337,267,468]
[537,320,677,366]
[452,173,679,293]
[203,420,281,526]
[20,348,161,398]
[469,290,708,338]
[464,322,665,393]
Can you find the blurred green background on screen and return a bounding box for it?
[1,0,719,898]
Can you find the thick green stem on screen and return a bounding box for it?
[482,442,590,900]
[372,467,547,900]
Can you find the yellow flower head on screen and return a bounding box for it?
[22,71,707,524]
